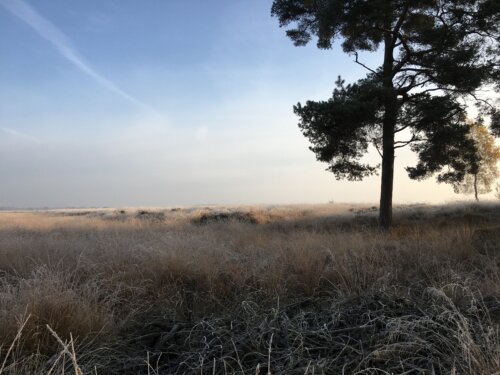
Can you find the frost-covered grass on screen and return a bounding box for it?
[0,202,499,374]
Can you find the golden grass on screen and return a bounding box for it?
[0,203,499,374]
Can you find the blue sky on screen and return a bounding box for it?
[0,0,474,207]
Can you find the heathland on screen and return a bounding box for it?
[0,203,499,374]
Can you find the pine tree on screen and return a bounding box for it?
[272,0,500,229]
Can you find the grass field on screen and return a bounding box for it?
[0,203,499,374]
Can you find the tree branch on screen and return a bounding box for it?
[395,124,411,133]
[392,32,413,74]
[352,52,378,75]
[392,0,411,46]
[394,134,420,149]
[372,139,383,158]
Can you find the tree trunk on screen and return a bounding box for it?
[379,34,397,230]
[379,108,396,230]
[474,173,479,201]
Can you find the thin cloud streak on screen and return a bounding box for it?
[0,0,156,114]
[1,127,41,143]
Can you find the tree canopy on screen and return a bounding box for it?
[453,122,500,200]
[272,0,500,228]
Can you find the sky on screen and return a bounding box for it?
[0,0,495,208]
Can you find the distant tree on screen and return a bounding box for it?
[453,122,500,200]
[272,0,500,229]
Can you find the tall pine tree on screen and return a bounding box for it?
[272,0,500,229]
